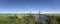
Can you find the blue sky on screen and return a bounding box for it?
[0,0,60,13]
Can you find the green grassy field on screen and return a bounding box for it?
[45,14,60,17]
[0,14,39,18]
[0,14,60,24]
[0,14,39,24]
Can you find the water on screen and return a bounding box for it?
[39,15,48,22]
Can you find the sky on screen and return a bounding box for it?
[0,0,60,14]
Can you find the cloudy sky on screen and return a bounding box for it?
[0,0,60,13]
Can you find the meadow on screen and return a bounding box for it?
[0,13,60,24]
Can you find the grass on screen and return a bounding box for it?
[0,13,60,24]
[45,14,60,17]
[0,13,60,19]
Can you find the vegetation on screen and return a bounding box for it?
[0,14,60,24]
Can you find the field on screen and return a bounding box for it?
[0,14,39,24]
[45,14,60,17]
[0,13,60,24]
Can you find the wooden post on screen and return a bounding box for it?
[38,11,41,24]
[39,11,40,16]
